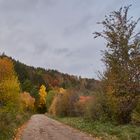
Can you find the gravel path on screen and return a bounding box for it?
[20,114,95,140]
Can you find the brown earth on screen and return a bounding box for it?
[19,114,95,140]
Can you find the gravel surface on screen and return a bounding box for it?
[20,114,95,140]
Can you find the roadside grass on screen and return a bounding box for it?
[0,112,31,140]
[49,116,140,140]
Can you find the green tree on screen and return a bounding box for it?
[14,61,29,84]
[94,5,140,123]
[22,79,33,92]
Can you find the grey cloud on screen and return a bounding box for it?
[0,0,54,11]
[63,14,93,36]
[33,43,50,54]
[0,0,140,78]
[53,48,70,55]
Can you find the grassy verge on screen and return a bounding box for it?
[49,116,140,140]
[0,112,32,140]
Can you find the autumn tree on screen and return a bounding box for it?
[0,57,20,108]
[0,57,21,135]
[94,5,140,123]
[0,57,15,81]
[38,85,47,112]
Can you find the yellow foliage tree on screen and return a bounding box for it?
[0,57,20,108]
[0,57,22,135]
[39,85,47,108]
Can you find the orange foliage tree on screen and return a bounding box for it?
[0,57,15,81]
[20,92,35,111]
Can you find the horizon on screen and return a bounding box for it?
[1,53,97,79]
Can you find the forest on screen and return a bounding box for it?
[0,5,140,140]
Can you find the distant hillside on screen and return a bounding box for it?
[0,54,100,96]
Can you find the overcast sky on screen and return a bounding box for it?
[0,0,140,78]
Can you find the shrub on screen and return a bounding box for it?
[46,90,56,110]
[20,92,35,112]
[49,89,78,117]
[84,92,111,121]
[75,96,92,116]
[49,89,68,116]
[131,97,140,125]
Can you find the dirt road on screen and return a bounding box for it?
[20,114,95,140]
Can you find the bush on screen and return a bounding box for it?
[46,90,56,110]
[84,92,111,121]
[75,96,92,116]
[131,97,140,125]
[20,92,35,112]
[0,110,31,140]
[49,89,78,117]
